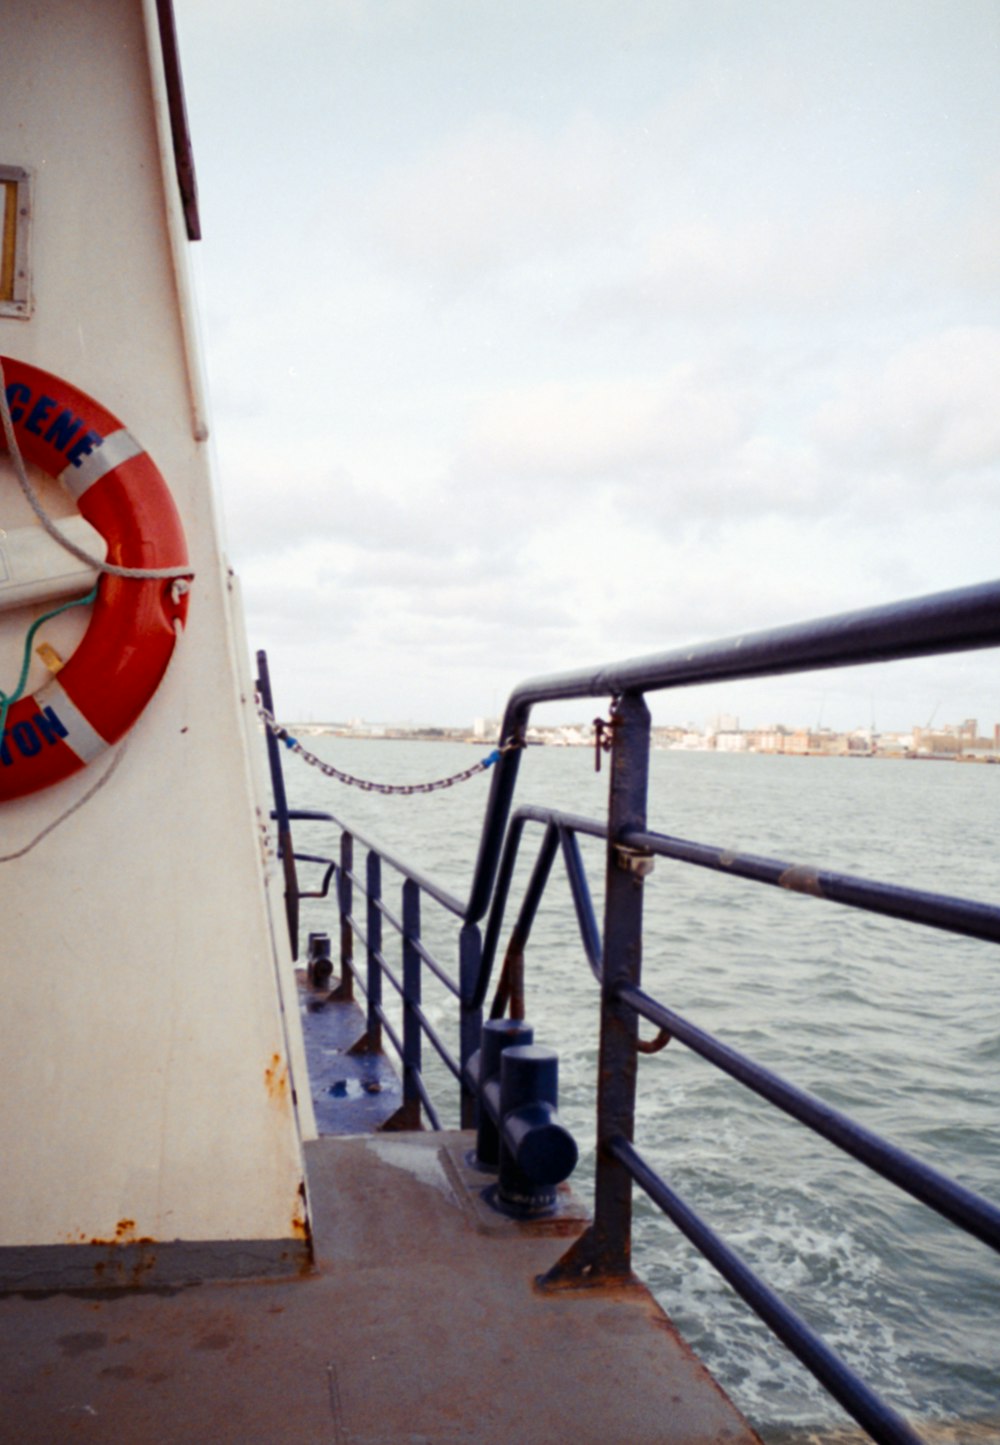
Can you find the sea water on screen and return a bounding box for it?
[284,736,1000,1440]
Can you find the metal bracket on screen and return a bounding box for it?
[636,1027,671,1055]
[593,703,622,772]
[613,845,655,878]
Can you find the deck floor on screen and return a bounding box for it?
[298,983,403,1134]
[0,1131,762,1444]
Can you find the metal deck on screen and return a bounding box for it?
[0,1130,761,1444]
[298,981,404,1134]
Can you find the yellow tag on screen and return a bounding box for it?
[36,642,64,674]
[1,180,17,303]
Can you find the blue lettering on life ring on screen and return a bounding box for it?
[3,381,103,465]
[0,706,69,767]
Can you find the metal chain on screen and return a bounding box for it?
[258,702,522,795]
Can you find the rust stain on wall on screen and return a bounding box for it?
[83,1219,156,1247]
[291,1181,314,1268]
[265,1052,290,1105]
[60,1220,161,1288]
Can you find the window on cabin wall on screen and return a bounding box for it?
[0,166,32,319]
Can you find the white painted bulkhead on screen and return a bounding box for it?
[0,0,315,1284]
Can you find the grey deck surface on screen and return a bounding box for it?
[0,1131,762,1444]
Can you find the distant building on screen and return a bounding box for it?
[550,726,589,747]
[675,731,711,750]
[751,729,786,753]
[715,731,748,752]
[784,729,839,755]
[652,727,686,749]
[912,729,961,755]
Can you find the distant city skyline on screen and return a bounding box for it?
[288,710,998,747]
[280,680,1000,735]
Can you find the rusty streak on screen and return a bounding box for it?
[777,865,826,898]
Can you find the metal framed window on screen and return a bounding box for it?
[1,165,32,319]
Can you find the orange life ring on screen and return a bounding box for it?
[1,357,189,800]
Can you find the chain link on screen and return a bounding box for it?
[257,702,522,795]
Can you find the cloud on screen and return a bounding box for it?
[455,366,754,481]
[450,366,854,534]
[813,327,1000,478]
[361,112,624,284]
[217,442,536,573]
[640,204,898,313]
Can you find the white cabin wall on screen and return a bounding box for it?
[0,0,312,1265]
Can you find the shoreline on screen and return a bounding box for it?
[274,726,1000,764]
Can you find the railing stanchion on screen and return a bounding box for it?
[332,831,355,1001]
[400,879,423,1125]
[365,850,383,1052]
[541,689,651,1287]
[255,649,299,958]
[460,925,484,1129]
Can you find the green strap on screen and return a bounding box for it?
[0,584,99,739]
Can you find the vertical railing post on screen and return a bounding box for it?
[459,924,483,1129]
[255,649,300,959]
[401,879,422,1122]
[365,850,383,1052]
[591,690,650,1274]
[541,689,651,1287]
[332,830,355,1001]
[381,878,423,1130]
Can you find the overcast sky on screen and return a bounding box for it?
[174,0,999,731]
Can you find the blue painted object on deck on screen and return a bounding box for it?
[466,1017,534,1169]
[495,1045,577,1217]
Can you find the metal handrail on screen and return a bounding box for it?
[280,817,475,1127]
[613,1135,924,1445]
[618,982,1000,1251]
[504,578,1000,706]
[625,825,1000,942]
[289,806,467,917]
[256,576,1000,1445]
[465,578,1000,923]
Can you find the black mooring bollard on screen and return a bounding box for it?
[307,931,333,988]
[465,1018,534,1168]
[497,1045,578,1217]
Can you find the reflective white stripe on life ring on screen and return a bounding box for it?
[59,428,145,500]
[40,677,110,763]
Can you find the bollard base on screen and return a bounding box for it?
[482,1181,559,1220]
[439,1142,589,1239]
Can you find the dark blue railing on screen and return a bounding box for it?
[286,802,484,1132]
[257,577,1000,1445]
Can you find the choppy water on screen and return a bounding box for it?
[285,737,1000,1441]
